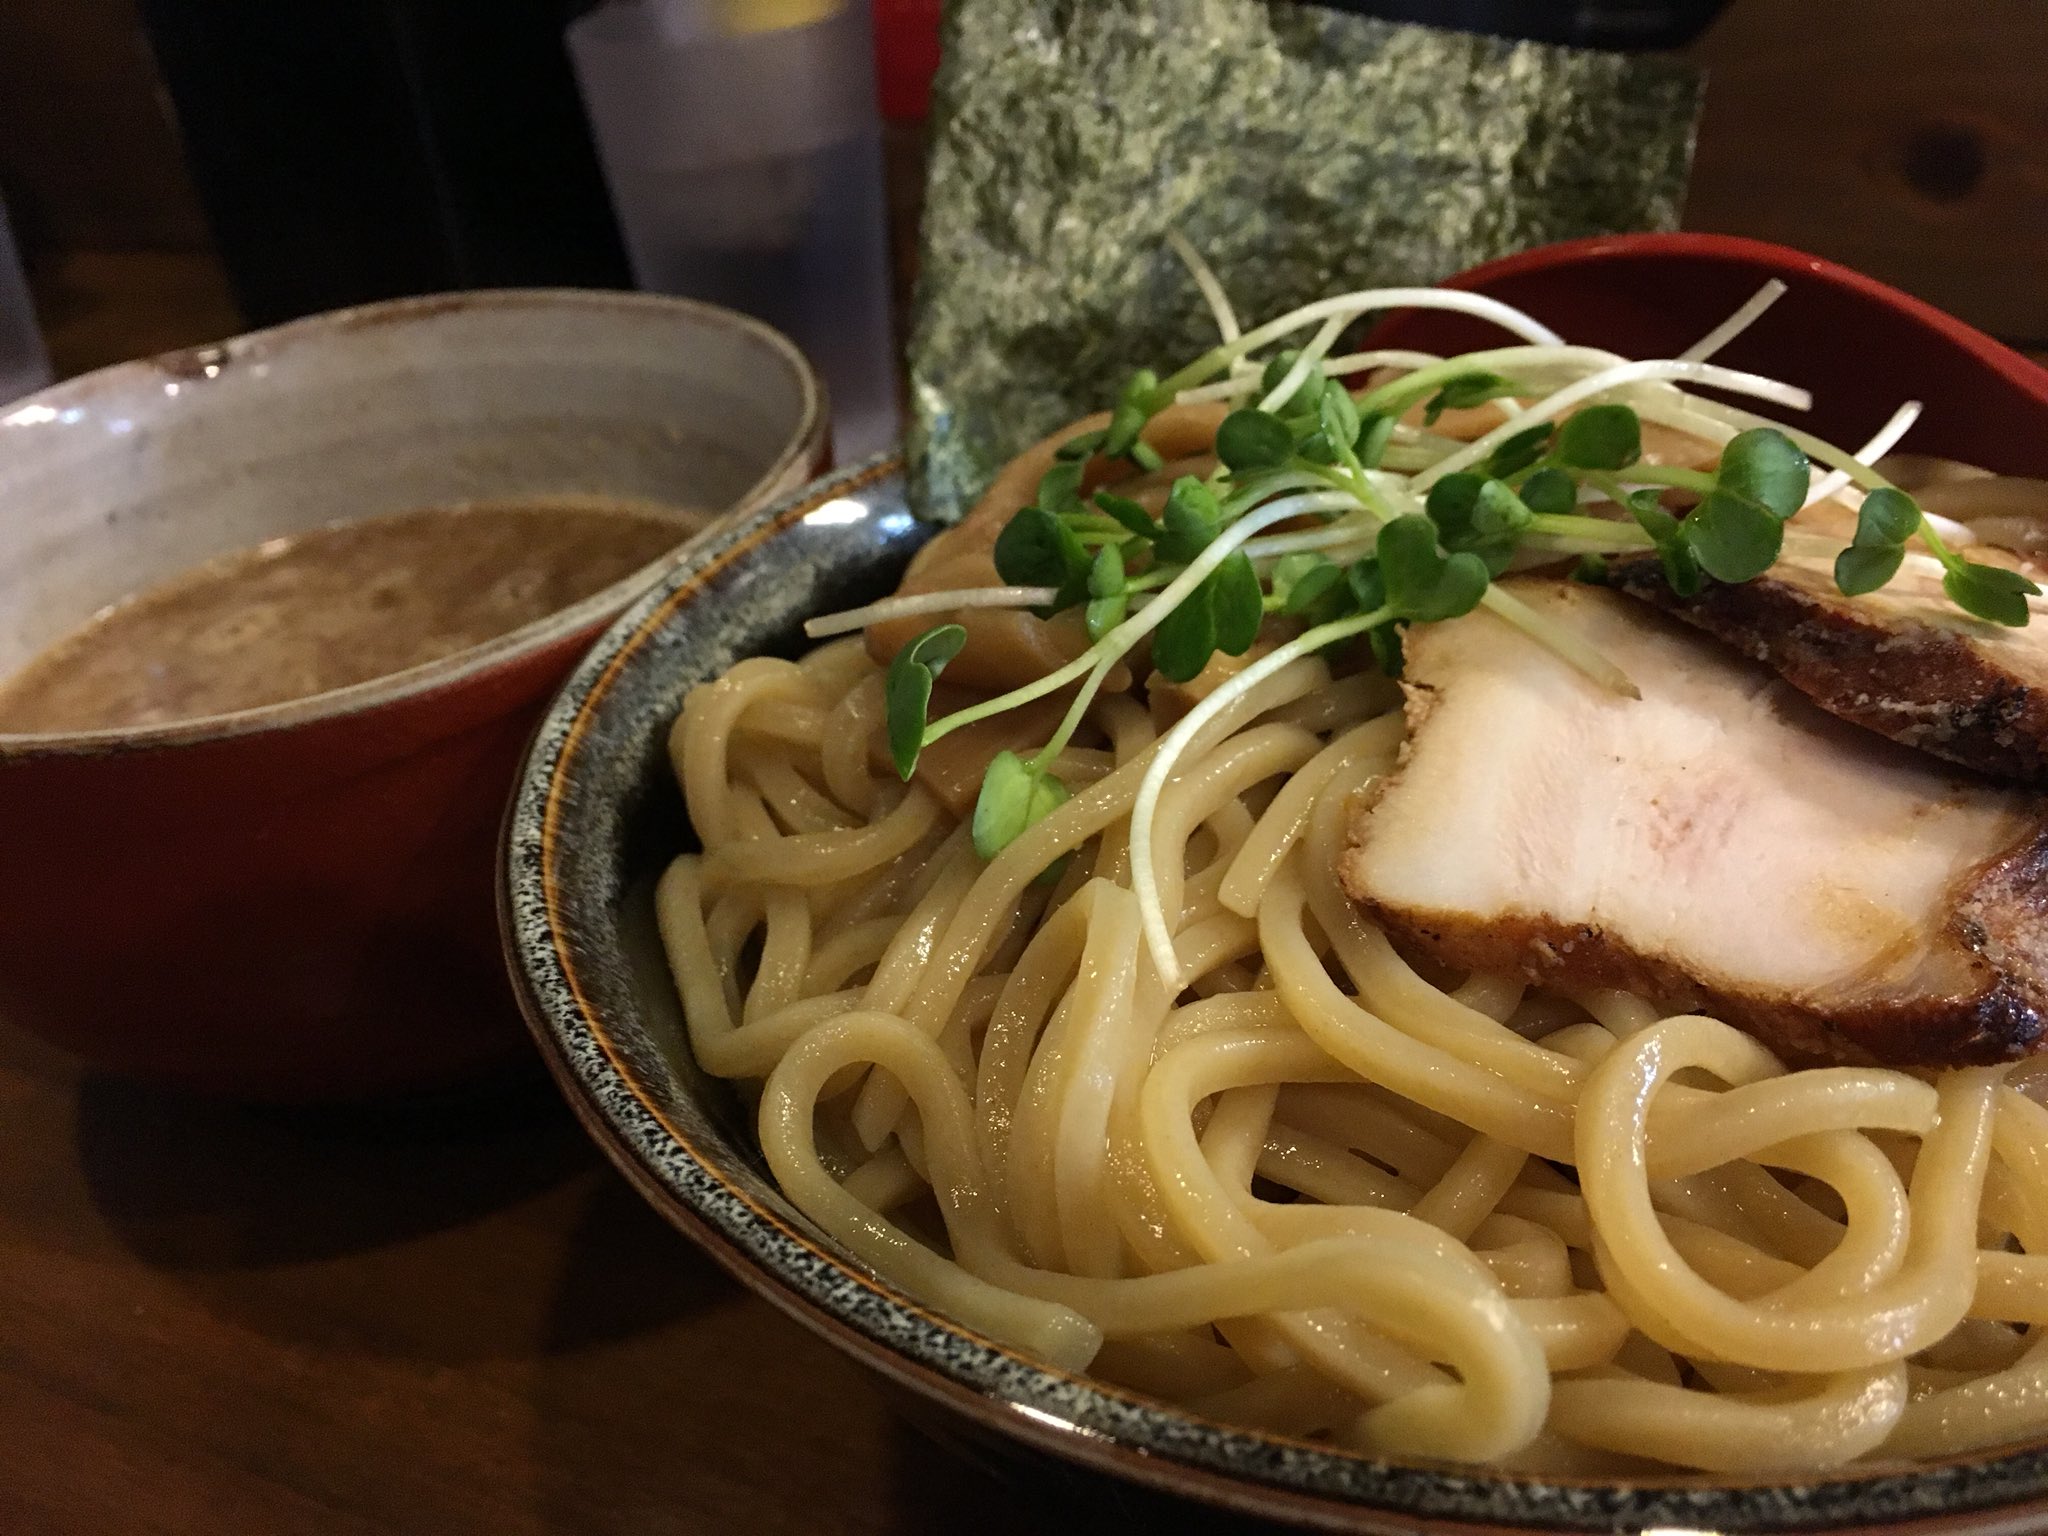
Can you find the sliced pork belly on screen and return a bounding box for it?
[1337,580,2048,1067]
[1607,503,2048,788]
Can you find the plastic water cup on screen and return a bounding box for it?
[0,199,51,406]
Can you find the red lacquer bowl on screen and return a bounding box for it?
[1370,231,2048,478]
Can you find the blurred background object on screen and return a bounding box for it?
[1320,0,1729,47]
[568,0,900,457]
[0,193,51,403]
[132,0,631,321]
[3,0,2041,387]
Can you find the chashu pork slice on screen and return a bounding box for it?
[1607,501,2048,788]
[1337,579,2048,1067]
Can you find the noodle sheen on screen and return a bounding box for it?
[656,637,2048,1473]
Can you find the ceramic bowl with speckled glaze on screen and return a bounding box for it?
[502,451,2048,1534]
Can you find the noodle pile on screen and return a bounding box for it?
[657,631,2048,1475]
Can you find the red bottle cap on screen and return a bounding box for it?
[873,0,942,120]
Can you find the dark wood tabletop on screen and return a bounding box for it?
[1,1018,1104,1536]
[3,3,2044,1533]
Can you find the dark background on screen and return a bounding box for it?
[1,0,2043,381]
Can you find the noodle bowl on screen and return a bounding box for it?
[656,570,2048,1477]
[633,263,2048,1481]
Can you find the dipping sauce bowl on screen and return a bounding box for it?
[0,290,822,1098]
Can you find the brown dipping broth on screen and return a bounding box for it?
[0,498,691,734]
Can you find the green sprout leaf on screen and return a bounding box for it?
[1152,579,1217,682]
[1088,541,1125,599]
[1102,369,1160,460]
[1424,472,1487,547]
[1268,552,1317,600]
[1425,473,1528,558]
[1717,428,1809,521]
[1280,557,1348,623]
[1945,561,2040,627]
[1519,466,1578,518]
[1682,488,1783,583]
[1833,486,1922,598]
[1156,477,1222,564]
[1554,404,1641,471]
[1294,430,1340,466]
[1368,624,1405,679]
[1834,544,1905,597]
[1471,480,1532,541]
[1629,490,1680,544]
[1085,593,1127,641]
[1093,491,1156,542]
[884,624,967,780]
[1086,543,1128,638]
[1854,486,1922,549]
[1660,536,1705,598]
[1346,557,1387,615]
[1486,423,1554,479]
[1318,378,1361,454]
[1574,554,1609,585]
[1624,490,1703,598]
[971,751,1070,862]
[993,504,1090,611]
[1216,408,1296,473]
[1054,427,1107,463]
[1424,371,1519,426]
[1036,460,1086,518]
[1376,514,1489,622]
[1210,551,1265,656]
[1355,412,1396,470]
[1259,351,1326,418]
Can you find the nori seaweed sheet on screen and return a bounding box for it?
[907,0,1701,520]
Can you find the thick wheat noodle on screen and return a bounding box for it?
[652,630,2048,1472]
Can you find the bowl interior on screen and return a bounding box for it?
[0,289,819,696]
[507,459,2048,1534]
[1365,231,2048,478]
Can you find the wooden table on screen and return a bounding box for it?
[3,1016,1231,1535]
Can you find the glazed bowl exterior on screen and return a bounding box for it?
[0,290,823,1097]
[503,453,2048,1533]
[499,460,2048,1536]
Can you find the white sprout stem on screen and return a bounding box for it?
[1481,585,1640,699]
[1178,349,1446,407]
[1354,345,1634,414]
[1166,229,1241,345]
[1325,348,1443,379]
[1679,280,1789,363]
[1131,610,1388,988]
[1158,289,1565,398]
[1243,524,1375,561]
[1171,380,1261,409]
[804,585,1058,638]
[1256,313,1351,414]
[1627,395,1740,451]
[1803,400,1923,508]
[1924,511,1978,547]
[1221,468,1348,514]
[1031,652,1119,773]
[1681,395,2001,567]
[1684,396,1914,500]
[1179,342,1628,410]
[921,491,1363,746]
[1412,359,1815,492]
